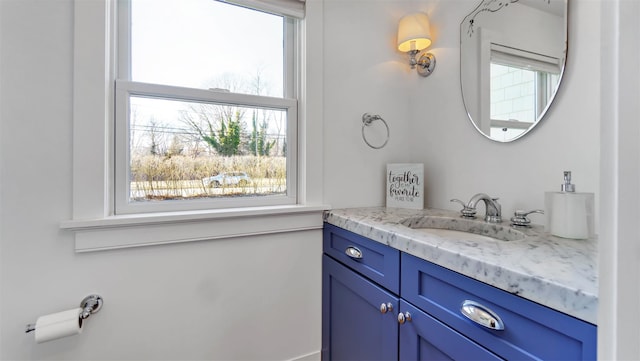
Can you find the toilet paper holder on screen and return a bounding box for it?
[25,294,103,333]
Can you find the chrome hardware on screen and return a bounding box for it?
[25,294,103,334]
[561,171,576,192]
[415,52,436,77]
[361,113,390,149]
[450,199,477,218]
[380,302,394,314]
[80,294,103,320]
[345,246,363,259]
[397,312,412,324]
[460,300,504,331]
[510,209,544,228]
[452,193,502,223]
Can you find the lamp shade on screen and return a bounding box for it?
[397,13,432,52]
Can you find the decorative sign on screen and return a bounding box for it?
[386,163,424,209]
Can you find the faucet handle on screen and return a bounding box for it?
[510,209,544,227]
[451,199,477,218]
[491,197,501,209]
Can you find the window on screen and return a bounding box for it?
[115,0,299,214]
[488,44,561,140]
[67,0,323,251]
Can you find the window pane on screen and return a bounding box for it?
[131,0,285,97]
[490,63,536,123]
[128,96,288,203]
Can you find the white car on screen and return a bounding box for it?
[203,172,251,187]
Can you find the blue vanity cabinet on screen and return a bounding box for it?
[322,223,597,360]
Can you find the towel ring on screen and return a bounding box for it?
[361,113,390,149]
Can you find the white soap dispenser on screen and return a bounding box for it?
[545,171,594,239]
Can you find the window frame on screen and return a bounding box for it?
[64,0,326,252]
[115,0,299,214]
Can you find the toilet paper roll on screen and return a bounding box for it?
[34,307,83,343]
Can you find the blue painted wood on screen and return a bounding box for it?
[322,255,399,361]
[399,300,503,361]
[323,223,400,294]
[322,224,597,360]
[401,253,597,361]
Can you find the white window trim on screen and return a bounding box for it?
[490,43,561,74]
[60,205,327,252]
[222,0,305,19]
[65,0,326,252]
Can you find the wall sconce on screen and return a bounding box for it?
[397,12,435,77]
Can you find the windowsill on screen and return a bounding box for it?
[60,204,329,230]
[61,204,330,252]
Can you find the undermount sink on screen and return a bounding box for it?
[399,216,526,242]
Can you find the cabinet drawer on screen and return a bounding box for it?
[323,223,400,294]
[401,253,596,361]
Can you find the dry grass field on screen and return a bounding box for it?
[129,154,286,200]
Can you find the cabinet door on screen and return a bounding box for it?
[322,255,399,361]
[399,300,503,361]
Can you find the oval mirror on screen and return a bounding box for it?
[460,0,568,142]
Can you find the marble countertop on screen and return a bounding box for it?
[324,207,598,324]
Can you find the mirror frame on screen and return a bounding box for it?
[459,0,568,142]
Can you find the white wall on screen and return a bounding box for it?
[0,1,320,360]
[599,0,640,359]
[322,1,414,207]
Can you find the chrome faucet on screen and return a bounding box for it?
[451,193,502,223]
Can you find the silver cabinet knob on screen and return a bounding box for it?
[380,303,394,314]
[397,312,412,324]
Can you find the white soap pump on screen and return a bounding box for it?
[545,171,594,239]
